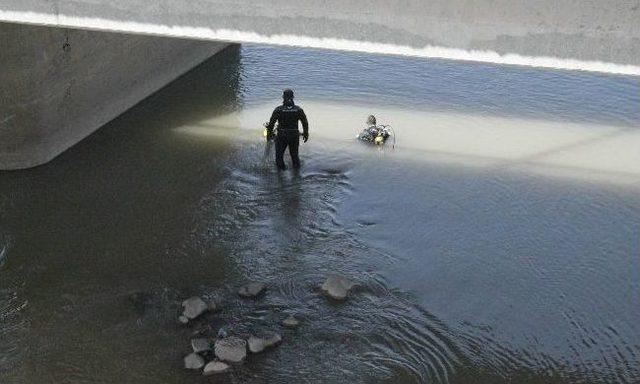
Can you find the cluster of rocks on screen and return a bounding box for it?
[181,276,355,376]
[185,332,285,376]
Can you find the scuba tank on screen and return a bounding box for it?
[357,124,396,148]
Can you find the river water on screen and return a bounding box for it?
[1,44,639,383]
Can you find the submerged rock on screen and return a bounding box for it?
[181,296,210,320]
[184,353,205,369]
[321,275,355,300]
[282,315,300,328]
[191,338,211,353]
[247,333,282,353]
[214,337,247,363]
[265,333,282,347]
[238,282,266,298]
[203,360,230,375]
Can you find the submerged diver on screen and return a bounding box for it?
[357,115,391,145]
[265,89,309,170]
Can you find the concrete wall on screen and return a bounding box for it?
[1,0,639,70]
[0,22,228,169]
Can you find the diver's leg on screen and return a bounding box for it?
[275,136,287,170]
[289,134,301,168]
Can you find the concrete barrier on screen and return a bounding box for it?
[0,22,228,169]
[1,0,639,72]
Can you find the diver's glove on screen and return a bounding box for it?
[302,132,309,143]
[266,130,275,141]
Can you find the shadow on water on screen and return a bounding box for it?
[0,44,247,382]
[0,44,243,282]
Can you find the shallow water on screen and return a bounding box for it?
[1,44,639,383]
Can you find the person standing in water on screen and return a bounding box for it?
[265,89,309,170]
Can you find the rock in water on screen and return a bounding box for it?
[203,361,230,375]
[191,338,211,353]
[264,333,282,348]
[282,315,300,328]
[321,275,355,300]
[238,282,266,298]
[248,333,282,353]
[181,297,208,320]
[184,353,205,369]
[214,337,247,363]
[247,335,266,353]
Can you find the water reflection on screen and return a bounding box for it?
[179,101,640,186]
[239,45,640,127]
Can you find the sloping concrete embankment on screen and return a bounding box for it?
[1,0,639,69]
[0,22,228,169]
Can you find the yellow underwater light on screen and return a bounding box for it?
[374,135,384,145]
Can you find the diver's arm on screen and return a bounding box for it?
[299,108,309,141]
[266,107,279,134]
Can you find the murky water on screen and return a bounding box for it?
[1,44,639,383]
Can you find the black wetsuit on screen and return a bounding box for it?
[266,99,309,169]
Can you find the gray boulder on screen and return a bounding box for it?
[214,337,247,363]
[247,335,266,353]
[238,282,266,298]
[184,352,205,369]
[321,275,355,300]
[191,338,211,353]
[247,333,281,353]
[181,296,209,320]
[203,361,230,375]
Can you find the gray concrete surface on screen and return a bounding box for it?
[0,22,228,169]
[1,0,639,67]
